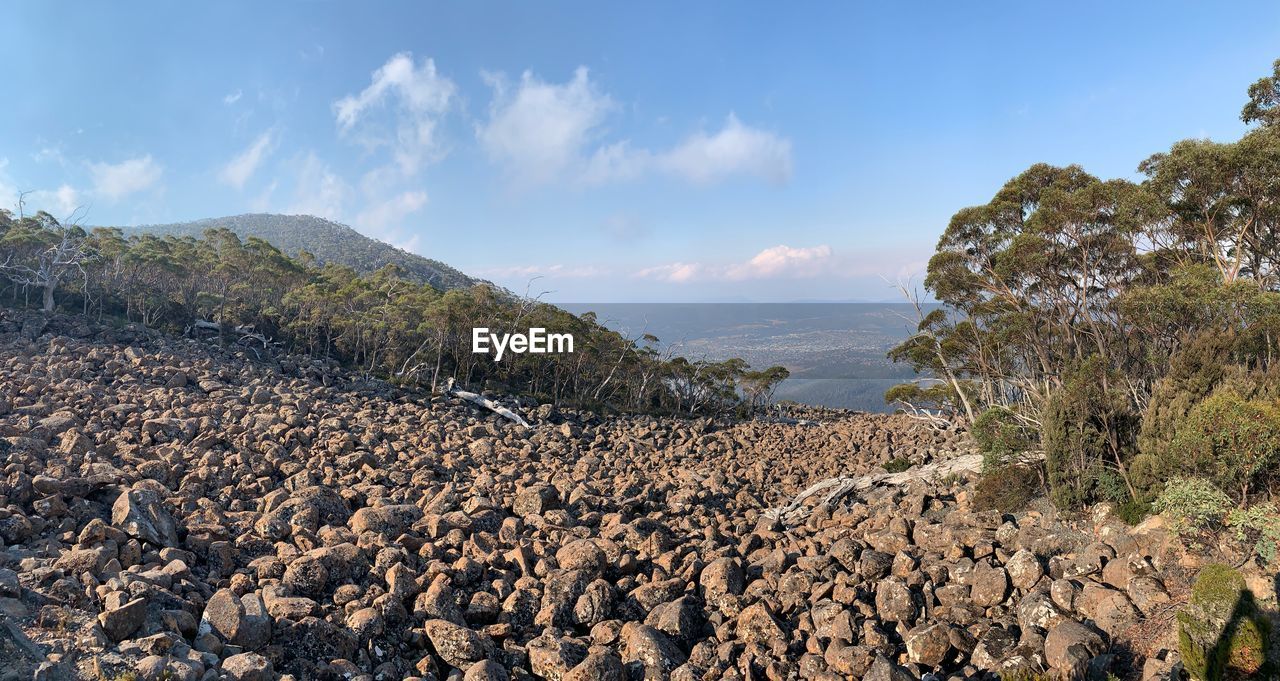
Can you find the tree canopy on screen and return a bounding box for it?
[0,211,788,418]
[890,57,1280,508]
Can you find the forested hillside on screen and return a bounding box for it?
[0,217,787,416]
[125,214,482,290]
[889,58,1280,534]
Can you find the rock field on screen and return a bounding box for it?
[0,312,1190,680]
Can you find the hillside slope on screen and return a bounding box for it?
[0,308,1202,681]
[123,213,483,290]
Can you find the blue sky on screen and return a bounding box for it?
[4,2,1280,302]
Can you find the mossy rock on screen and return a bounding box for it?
[1177,563,1272,680]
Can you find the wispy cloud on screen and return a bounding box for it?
[286,152,349,220]
[480,263,609,279]
[29,185,81,217]
[334,52,457,174]
[88,155,162,200]
[354,189,428,231]
[636,244,832,283]
[477,67,614,187]
[223,89,243,105]
[478,67,792,188]
[0,159,17,210]
[658,114,792,185]
[219,130,276,189]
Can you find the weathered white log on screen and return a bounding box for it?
[443,377,531,428]
[757,415,819,426]
[763,453,985,525]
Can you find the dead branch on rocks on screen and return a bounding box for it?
[444,377,531,428]
[764,453,985,525]
[896,400,955,430]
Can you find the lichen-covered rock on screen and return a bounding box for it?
[1177,564,1271,681]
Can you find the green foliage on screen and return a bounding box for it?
[1242,58,1280,127]
[123,214,480,290]
[1095,468,1130,504]
[1135,327,1238,490]
[0,217,784,417]
[888,58,1280,511]
[974,465,1041,513]
[1115,497,1151,526]
[972,406,1034,470]
[882,457,912,474]
[1177,564,1271,680]
[1170,392,1280,501]
[1041,357,1140,508]
[1153,478,1231,536]
[1225,503,1280,565]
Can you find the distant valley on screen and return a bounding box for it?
[559,303,930,412]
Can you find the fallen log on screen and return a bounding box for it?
[443,378,531,428]
[763,453,984,525]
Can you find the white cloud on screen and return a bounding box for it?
[725,244,830,280]
[88,155,162,200]
[355,189,428,231]
[0,159,16,210]
[223,90,243,105]
[582,141,650,185]
[220,131,276,189]
[477,68,791,188]
[480,263,608,279]
[635,262,705,283]
[660,114,792,185]
[287,153,349,220]
[29,185,81,217]
[477,67,614,187]
[636,244,832,283]
[334,52,457,173]
[0,160,80,218]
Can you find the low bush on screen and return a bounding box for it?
[974,464,1042,513]
[1226,503,1280,566]
[1042,357,1140,509]
[1115,497,1151,526]
[972,406,1036,470]
[1171,392,1280,501]
[1152,477,1230,536]
[883,456,912,474]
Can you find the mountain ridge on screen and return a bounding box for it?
[118,213,485,291]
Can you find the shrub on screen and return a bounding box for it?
[1171,392,1280,501]
[883,456,912,474]
[1115,497,1151,526]
[1152,477,1230,536]
[1135,328,1280,498]
[974,464,1042,513]
[1225,503,1280,566]
[1138,330,1236,475]
[972,406,1035,470]
[1095,468,1130,504]
[1177,563,1271,680]
[1042,357,1140,509]
[998,670,1050,681]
